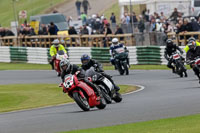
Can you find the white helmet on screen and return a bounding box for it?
[52,39,60,47]
[112,38,119,45]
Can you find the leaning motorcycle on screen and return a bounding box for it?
[85,67,122,104]
[171,52,187,77]
[61,72,106,111]
[54,50,68,77]
[114,50,129,75]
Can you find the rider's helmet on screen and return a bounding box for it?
[52,39,60,48]
[166,39,174,48]
[60,58,70,72]
[187,37,196,44]
[188,40,196,51]
[112,38,119,45]
[81,54,91,65]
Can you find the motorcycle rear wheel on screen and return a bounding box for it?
[73,92,90,111]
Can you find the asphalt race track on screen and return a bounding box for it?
[0,70,200,133]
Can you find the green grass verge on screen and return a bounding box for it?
[0,0,68,27]
[61,113,200,133]
[0,63,191,70]
[0,84,137,113]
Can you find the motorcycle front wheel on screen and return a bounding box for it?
[73,92,90,111]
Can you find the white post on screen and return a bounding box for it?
[120,5,125,18]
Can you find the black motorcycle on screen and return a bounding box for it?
[171,52,187,77]
[114,50,129,75]
[85,67,122,104]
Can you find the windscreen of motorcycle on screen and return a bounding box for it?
[115,47,125,54]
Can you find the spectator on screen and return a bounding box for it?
[138,15,145,33]
[115,24,124,41]
[160,12,166,22]
[68,26,77,43]
[86,24,92,35]
[110,12,116,31]
[183,18,193,32]
[170,8,179,21]
[190,17,200,31]
[48,22,59,35]
[130,12,138,24]
[80,25,89,35]
[82,0,91,15]
[150,18,156,32]
[144,9,150,22]
[38,24,48,35]
[125,13,130,25]
[93,18,102,33]
[101,24,112,47]
[81,12,87,25]
[156,19,164,32]
[5,28,14,36]
[75,0,82,16]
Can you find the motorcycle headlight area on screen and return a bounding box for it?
[64,76,74,89]
[92,75,98,82]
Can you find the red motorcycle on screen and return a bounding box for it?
[61,72,106,111]
[54,50,68,76]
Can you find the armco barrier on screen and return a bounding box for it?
[10,47,27,63]
[27,47,49,64]
[91,48,110,63]
[0,46,10,62]
[0,46,187,65]
[127,46,137,65]
[137,46,161,65]
[68,47,91,64]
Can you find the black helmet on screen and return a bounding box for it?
[60,58,70,72]
[166,39,173,48]
[81,54,90,65]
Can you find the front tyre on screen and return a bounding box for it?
[100,86,112,104]
[113,92,122,103]
[123,62,129,75]
[73,92,90,111]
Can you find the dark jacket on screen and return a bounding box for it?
[61,64,85,82]
[186,46,200,61]
[48,25,59,35]
[164,44,183,60]
[81,59,103,72]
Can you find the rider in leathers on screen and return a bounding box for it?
[60,58,101,95]
[186,41,200,83]
[81,54,120,92]
[164,39,183,73]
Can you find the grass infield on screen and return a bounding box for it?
[61,113,200,133]
[0,84,137,113]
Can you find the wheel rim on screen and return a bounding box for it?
[79,94,89,107]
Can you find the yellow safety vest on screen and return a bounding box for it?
[50,44,67,57]
[184,41,200,53]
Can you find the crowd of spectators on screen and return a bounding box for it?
[1,7,200,40]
